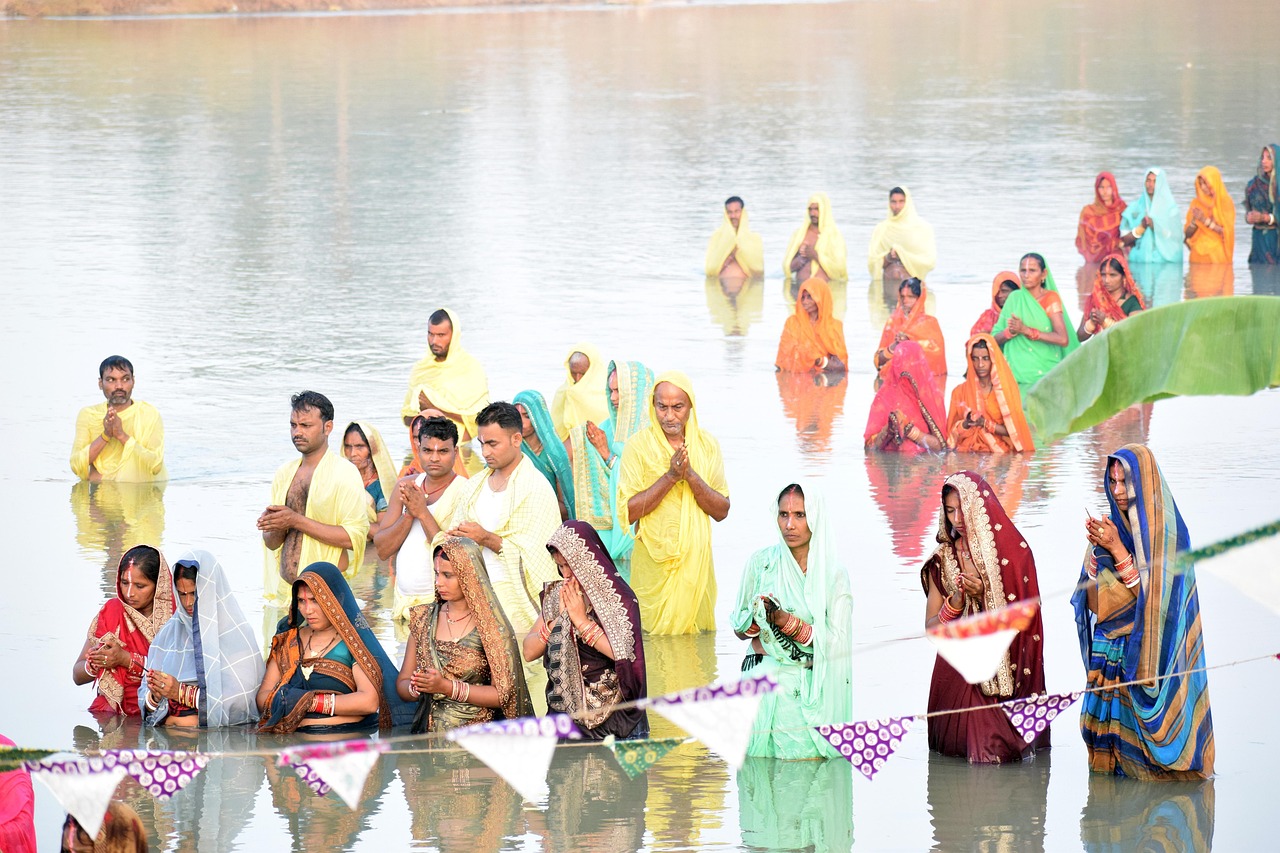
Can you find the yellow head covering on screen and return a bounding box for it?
[400,307,490,438]
[1185,166,1236,264]
[344,420,398,506]
[783,192,848,281]
[704,204,764,277]
[550,342,611,441]
[867,186,937,279]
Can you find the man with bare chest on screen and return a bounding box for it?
[783,192,848,283]
[259,391,371,601]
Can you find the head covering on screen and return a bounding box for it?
[867,186,937,279]
[990,252,1080,387]
[948,333,1035,453]
[927,471,1045,699]
[0,734,36,853]
[514,389,575,516]
[1121,167,1184,265]
[1085,253,1147,325]
[604,360,654,451]
[783,192,848,280]
[972,271,1020,337]
[267,562,414,729]
[1185,166,1236,263]
[343,421,397,504]
[1076,172,1127,262]
[143,551,263,727]
[864,340,947,453]
[433,537,533,721]
[1252,145,1280,210]
[775,277,848,372]
[400,307,490,435]
[550,343,610,441]
[91,546,175,715]
[705,203,764,277]
[879,279,947,380]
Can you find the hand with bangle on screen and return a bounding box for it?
[310,692,338,716]
[767,600,813,645]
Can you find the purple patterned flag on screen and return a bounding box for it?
[1000,692,1082,744]
[816,717,914,780]
[25,755,129,838]
[104,749,210,801]
[279,740,388,809]
[646,675,777,771]
[448,714,581,805]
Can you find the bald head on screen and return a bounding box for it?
[568,352,590,384]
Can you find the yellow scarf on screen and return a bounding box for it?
[783,192,848,281]
[400,307,490,438]
[867,186,937,279]
[704,207,764,277]
[550,342,611,441]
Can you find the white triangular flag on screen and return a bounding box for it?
[29,755,127,838]
[279,741,386,809]
[927,628,1018,684]
[451,731,559,804]
[651,691,765,771]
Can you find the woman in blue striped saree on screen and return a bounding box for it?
[1072,445,1214,779]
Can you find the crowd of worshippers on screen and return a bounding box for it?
[66,329,1214,781]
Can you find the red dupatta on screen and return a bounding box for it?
[865,341,947,454]
[971,270,1019,337]
[1076,172,1127,262]
[1083,253,1147,324]
[88,549,174,716]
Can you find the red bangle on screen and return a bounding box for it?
[938,600,962,623]
[1027,328,1041,341]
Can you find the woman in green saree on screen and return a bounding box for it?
[992,252,1081,387]
[514,390,574,521]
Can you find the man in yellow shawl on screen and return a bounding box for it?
[446,402,562,706]
[618,372,730,634]
[401,308,490,441]
[867,186,937,280]
[259,392,371,602]
[71,355,166,482]
[783,193,848,283]
[550,343,610,441]
[705,195,765,280]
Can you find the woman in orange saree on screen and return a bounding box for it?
[970,271,1019,337]
[946,334,1034,453]
[1183,166,1235,264]
[874,277,946,384]
[1076,172,1127,262]
[775,277,848,374]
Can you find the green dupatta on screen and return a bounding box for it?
[514,390,575,516]
[991,257,1080,388]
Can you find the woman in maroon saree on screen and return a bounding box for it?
[920,471,1048,763]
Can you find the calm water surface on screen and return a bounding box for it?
[3,1,1279,849]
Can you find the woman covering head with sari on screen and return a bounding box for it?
[865,341,947,453]
[874,277,946,384]
[342,421,397,515]
[565,360,655,580]
[1184,166,1235,264]
[971,272,1019,338]
[522,521,648,740]
[867,186,937,280]
[1120,167,1184,265]
[1078,254,1147,342]
[257,562,413,734]
[1072,445,1214,780]
[142,551,263,728]
[398,537,533,733]
[551,343,610,441]
[992,252,1080,388]
[733,483,853,758]
[775,277,848,374]
[921,472,1048,763]
[946,334,1034,453]
[73,545,174,717]
[1076,172,1127,262]
[1244,144,1279,264]
[514,390,574,520]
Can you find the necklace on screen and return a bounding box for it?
[300,628,338,681]
[442,603,474,641]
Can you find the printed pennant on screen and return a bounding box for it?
[0,746,54,773]
[104,749,210,801]
[604,736,685,779]
[817,717,914,780]
[647,675,776,771]
[448,714,580,805]
[27,755,129,838]
[1001,692,1082,744]
[279,740,387,809]
[929,600,1039,639]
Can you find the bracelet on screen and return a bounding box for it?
[84,658,101,678]
[460,681,471,704]
[128,653,146,677]
[905,424,922,443]
[794,622,814,645]
[1027,328,1041,341]
[450,680,461,702]
[938,599,962,624]
[744,623,761,638]
[404,678,420,699]
[538,621,552,644]
[1086,551,1098,580]
[177,683,200,708]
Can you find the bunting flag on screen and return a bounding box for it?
[1001,692,1082,745]
[647,675,776,771]
[278,740,388,809]
[26,755,129,838]
[817,717,914,780]
[604,736,685,779]
[0,747,54,772]
[103,749,210,801]
[448,714,581,805]
[927,601,1039,685]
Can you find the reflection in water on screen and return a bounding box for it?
[1075,263,1102,313]
[952,453,1034,520]
[927,750,1051,853]
[776,371,847,459]
[532,747,648,852]
[1079,775,1215,852]
[737,757,853,852]
[704,276,764,339]
[70,480,166,596]
[1185,264,1235,298]
[397,750,522,852]
[146,728,265,853]
[865,453,948,565]
[866,279,897,332]
[1130,262,1186,308]
[1249,262,1280,296]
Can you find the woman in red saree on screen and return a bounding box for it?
[970,271,1019,337]
[1078,254,1146,342]
[874,277,946,385]
[921,472,1048,763]
[775,277,848,373]
[1076,172,1127,262]
[946,334,1035,453]
[865,341,946,453]
[72,544,174,716]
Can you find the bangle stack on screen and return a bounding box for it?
[1113,553,1140,588]
[176,683,200,708]
[449,679,472,704]
[1086,551,1099,580]
[938,599,962,624]
[577,620,605,647]
[538,621,552,644]
[779,613,813,645]
[1027,328,1042,342]
[311,692,337,716]
[743,623,761,638]
[128,653,146,677]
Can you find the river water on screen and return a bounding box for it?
[3,1,1279,850]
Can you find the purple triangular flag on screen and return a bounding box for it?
[816,717,914,780]
[104,749,210,801]
[279,740,388,807]
[1001,692,1082,744]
